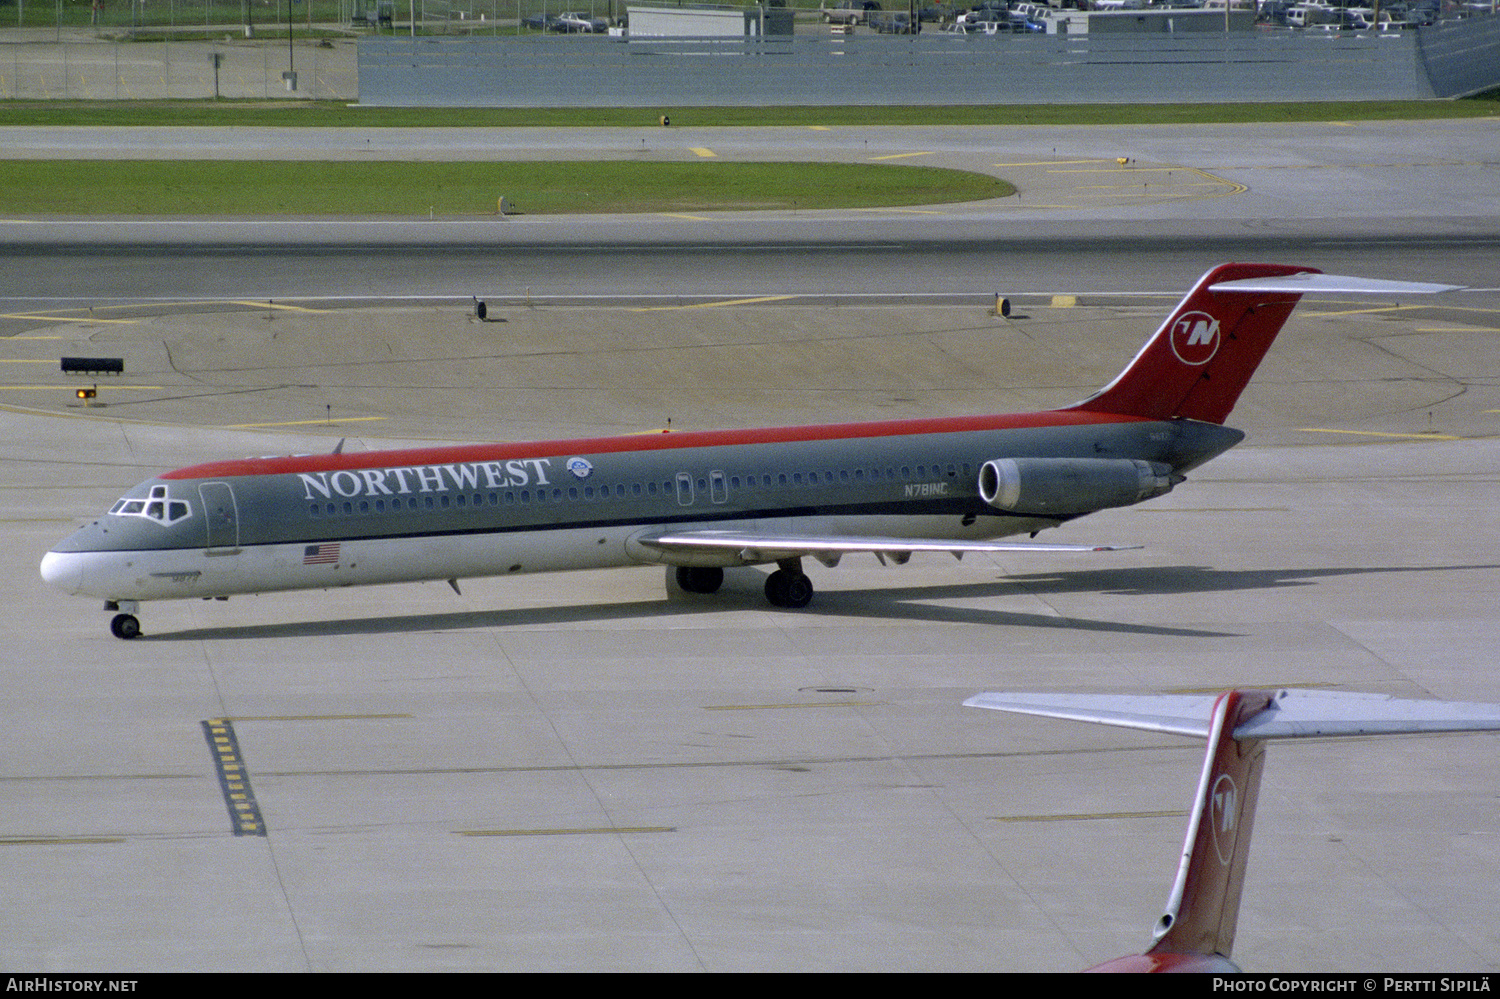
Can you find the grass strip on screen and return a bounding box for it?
[1,96,1496,129]
[0,159,1013,215]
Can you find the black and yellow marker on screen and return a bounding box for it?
[201,718,266,837]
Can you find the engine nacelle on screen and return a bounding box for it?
[978,457,1179,515]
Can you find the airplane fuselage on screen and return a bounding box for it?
[41,411,1239,605]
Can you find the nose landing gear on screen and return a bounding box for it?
[105,600,142,640]
[110,614,141,639]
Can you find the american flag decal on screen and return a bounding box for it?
[303,543,340,565]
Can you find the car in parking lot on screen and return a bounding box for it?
[821,0,882,23]
[869,9,916,31]
[552,11,608,32]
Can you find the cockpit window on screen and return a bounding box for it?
[108,484,192,525]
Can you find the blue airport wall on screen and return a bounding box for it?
[355,26,1493,106]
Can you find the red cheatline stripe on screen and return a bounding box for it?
[162,410,1141,481]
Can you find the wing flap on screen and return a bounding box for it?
[640,530,1138,562]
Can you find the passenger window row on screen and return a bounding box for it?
[305,463,971,518]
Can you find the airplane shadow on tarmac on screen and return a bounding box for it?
[143,562,1498,643]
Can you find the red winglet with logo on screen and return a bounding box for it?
[1067,263,1317,425]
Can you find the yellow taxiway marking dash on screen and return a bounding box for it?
[869,151,935,161]
[229,713,413,721]
[1298,428,1460,441]
[1137,507,1290,513]
[226,300,329,313]
[808,125,830,131]
[1050,295,1077,308]
[0,836,127,845]
[1077,183,1229,191]
[0,313,140,324]
[853,207,946,215]
[1163,683,1338,695]
[995,810,1188,823]
[1306,305,1426,317]
[705,701,884,711]
[633,295,797,312]
[992,158,1109,167]
[688,147,717,158]
[223,417,386,429]
[1050,167,1191,174]
[457,826,676,837]
[659,212,714,221]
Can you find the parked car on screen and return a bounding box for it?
[821,0,882,23]
[552,11,607,32]
[957,7,1007,26]
[869,9,915,30]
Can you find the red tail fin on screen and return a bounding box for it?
[1068,263,1317,425]
[1144,689,1274,965]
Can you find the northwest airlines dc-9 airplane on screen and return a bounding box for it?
[966,688,1500,972]
[41,263,1458,639]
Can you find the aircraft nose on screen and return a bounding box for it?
[40,550,84,594]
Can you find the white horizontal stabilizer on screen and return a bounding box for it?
[1232,688,1500,740]
[963,691,1221,738]
[1209,274,1463,296]
[963,688,1500,742]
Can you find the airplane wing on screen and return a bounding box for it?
[638,530,1137,564]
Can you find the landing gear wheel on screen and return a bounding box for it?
[764,569,813,609]
[675,566,724,595]
[110,613,141,640]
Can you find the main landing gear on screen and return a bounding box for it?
[106,600,142,639]
[673,559,815,609]
[764,567,813,608]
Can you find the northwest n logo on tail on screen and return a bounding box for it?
[1210,773,1239,865]
[1170,312,1221,366]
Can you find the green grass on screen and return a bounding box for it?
[0,159,1013,215]
[1,95,1497,129]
